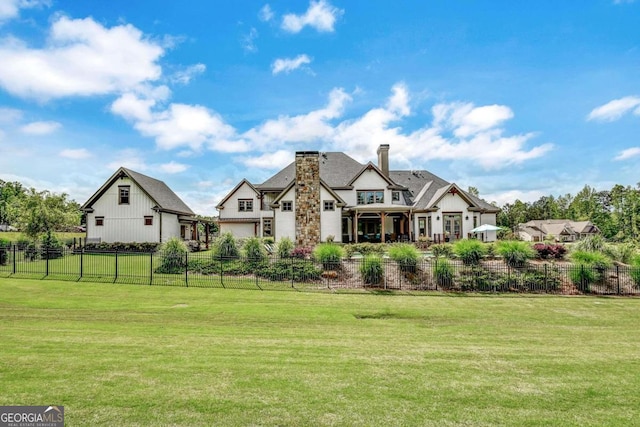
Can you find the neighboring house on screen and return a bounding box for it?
[216,145,500,246]
[517,219,601,242]
[81,167,198,244]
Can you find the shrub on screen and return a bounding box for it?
[277,237,294,259]
[573,235,607,253]
[453,239,486,265]
[533,243,567,260]
[156,237,188,274]
[569,250,612,291]
[360,255,384,285]
[388,243,419,272]
[244,237,267,264]
[497,241,535,268]
[291,247,313,259]
[261,259,322,282]
[313,243,344,270]
[485,243,496,259]
[431,243,453,258]
[433,258,454,288]
[603,243,635,264]
[0,237,9,265]
[16,236,29,250]
[630,255,640,288]
[40,234,64,259]
[344,243,387,258]
[213,232,240,260]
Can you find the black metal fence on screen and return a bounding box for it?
[1,245,639,295]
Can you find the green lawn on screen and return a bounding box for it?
[1,279,639,426]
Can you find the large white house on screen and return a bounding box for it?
[217,145,499,246]
[81,167,198,243]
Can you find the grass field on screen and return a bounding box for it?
[1,279,639,426]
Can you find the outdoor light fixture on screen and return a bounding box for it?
[436,216,440,220]
[465,215,469,220]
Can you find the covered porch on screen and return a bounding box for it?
[343,207,413,243]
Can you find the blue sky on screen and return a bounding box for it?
[0,0,639,215]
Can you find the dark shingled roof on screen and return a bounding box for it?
[251,151,499,212]
[82,167,195,216]
[256,152,365,189]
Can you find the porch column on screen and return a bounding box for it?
[354,211,360,243]
[381,212,387,242]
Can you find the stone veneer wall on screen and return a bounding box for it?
[295,151,321,247]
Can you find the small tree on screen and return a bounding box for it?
[277,237,294,259]
[213,232,240,260]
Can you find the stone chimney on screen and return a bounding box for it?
[295,151,321,248]
[377,144,390,177]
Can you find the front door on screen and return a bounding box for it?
[443,214,462,241]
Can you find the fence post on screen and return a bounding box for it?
[149,251,153,285]
[219,257,225,288]
[45,246,49,277]
[544,263,548,293]
[80,249,83,280]
[434,258,438,291]
[291,257,295,288]
[185,252,188,287]
[12,244,16,275]
[114,251,118,283]
[617,265,620,295]
[580,264,585,293]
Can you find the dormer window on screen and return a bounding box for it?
[392,191,400,202]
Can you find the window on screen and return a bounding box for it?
[263,219,272,237]
[357,190,384,205]
[144,216,153,226]
[118,186,130,204]
[418,218,426,236]
[95,216,104,226]
[323,200,335,211]
[281,201,293,212]
[392,191,400,202]
[473,216,478,228]
[428,216,432,237]
[238,199,253,212]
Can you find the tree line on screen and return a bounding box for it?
[0,180,81,241]
[496,184,640,241]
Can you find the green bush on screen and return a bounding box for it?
[497,241,535,268]
[431,243,453,258]
[453,239,486,265]
[40,234,64,259]
[573,235,607,253]
[244,237,267,264]
[360,255,384,285]
[261,259,322,282]
[277,237,294,259]
[433,258,454,288]
[485,243,496,259]
[213,232,240,260]
[569,250,612,291]
[156,237,188,274]
[0,237,9,265]
[344,243,387,258]
[388,243,419,272]
[313,243,344,270]
[603,243,636,264]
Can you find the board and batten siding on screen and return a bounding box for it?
[87,177,162,243]
[320,186,341,241]
[274,187,295,241]
[219,183,259,219]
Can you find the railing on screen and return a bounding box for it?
[0,245,639,295]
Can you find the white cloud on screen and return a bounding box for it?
[432,102,514,137]
[587,96,640,122]
[106,149,148,171]
[160,161,188,174]
[241,28,258,53]
[237,150,294,170]
[0,107,23,123]
[110,92,157,122]
[59,148,91,159]
[20,120,61,134]
[259,4,274,22]
[271,54,312,74]
[170,63,206,85]
[243,87,351,147]
[614,147,640,161]
[0,0,49,23]
[0,16,163,100]
[281,0,343,33]
[483,189,548,206]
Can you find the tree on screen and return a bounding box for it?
[0,180,26,226]
[467,186,479,197]
[15,189,81,241]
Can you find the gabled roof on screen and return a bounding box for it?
[347,162,397,188]
[215,179,259,209]
[81,167,194,215]
[256,152,365,190]
[518,219,600,236]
